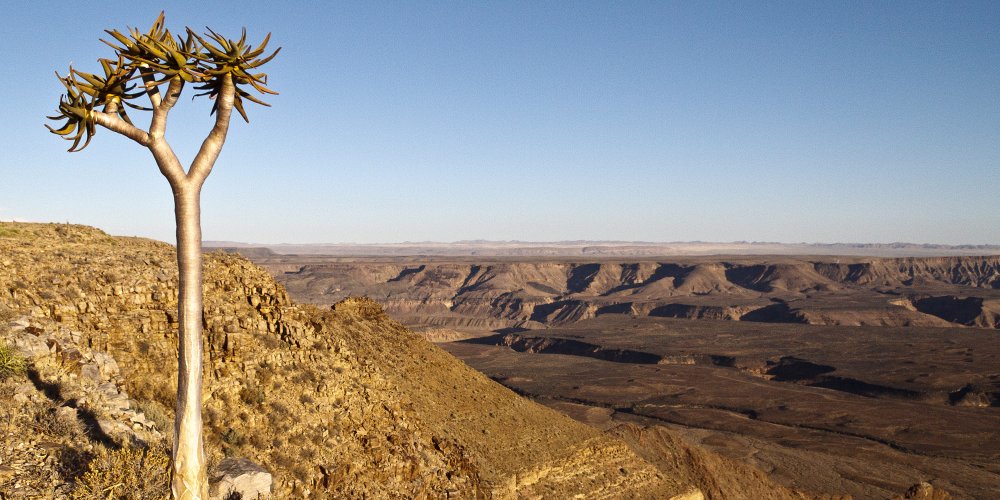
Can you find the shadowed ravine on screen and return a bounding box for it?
[465,333,995,407]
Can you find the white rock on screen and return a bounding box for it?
[210,458,273,500]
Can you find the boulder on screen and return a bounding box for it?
[79,363,102,385]
[9,330,50,359]
[91,351,120,379]
[210,457,272,499]
[893,481,952,500]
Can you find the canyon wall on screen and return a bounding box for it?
[267,257,1000,331]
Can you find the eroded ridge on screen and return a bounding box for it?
[254,257,1000,332]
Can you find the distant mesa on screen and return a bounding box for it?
[242,254,1000,332]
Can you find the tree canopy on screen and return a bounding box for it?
[47,12,279,152]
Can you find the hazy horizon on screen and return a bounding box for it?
[203,237,1000,248]
[196,236,1000,258]
[2,2,997,245]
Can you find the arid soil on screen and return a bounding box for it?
[5,222,843,499]
[245,253,1000,499]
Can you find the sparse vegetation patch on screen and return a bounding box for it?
[0,341,26,380]
[71,446,170,500]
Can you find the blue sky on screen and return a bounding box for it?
[1,1,997,244]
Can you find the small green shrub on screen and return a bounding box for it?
[71,446,170,500]
[0,342,26,381]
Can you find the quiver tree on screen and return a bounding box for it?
[46,13,278,499]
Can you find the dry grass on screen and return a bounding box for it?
[0,342,26,381]
[71,446,170,500]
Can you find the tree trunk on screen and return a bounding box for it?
[171,182,209,500]
[146,73,232,500]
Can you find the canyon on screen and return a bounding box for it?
[235,250,1000,498]
[3,222,991,498]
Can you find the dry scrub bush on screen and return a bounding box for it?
[0,342,26,381]
[71,446,170,500]
[0,304,15,324]
[33,402,83,439]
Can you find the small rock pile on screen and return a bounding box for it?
[6,316,163,446]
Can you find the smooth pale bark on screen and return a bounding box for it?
[94,73,236,500]
[165,75,233,500]
[170,182,208,499]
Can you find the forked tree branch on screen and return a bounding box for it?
[149,139,188,188]
[187,73,235,185]
[142,77,188,186]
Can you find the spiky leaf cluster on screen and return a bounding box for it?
[190,28,280,122]
[47,12,279,152]
[47,56,150,151]
[46,71,99,152]
[102,13,202,85]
